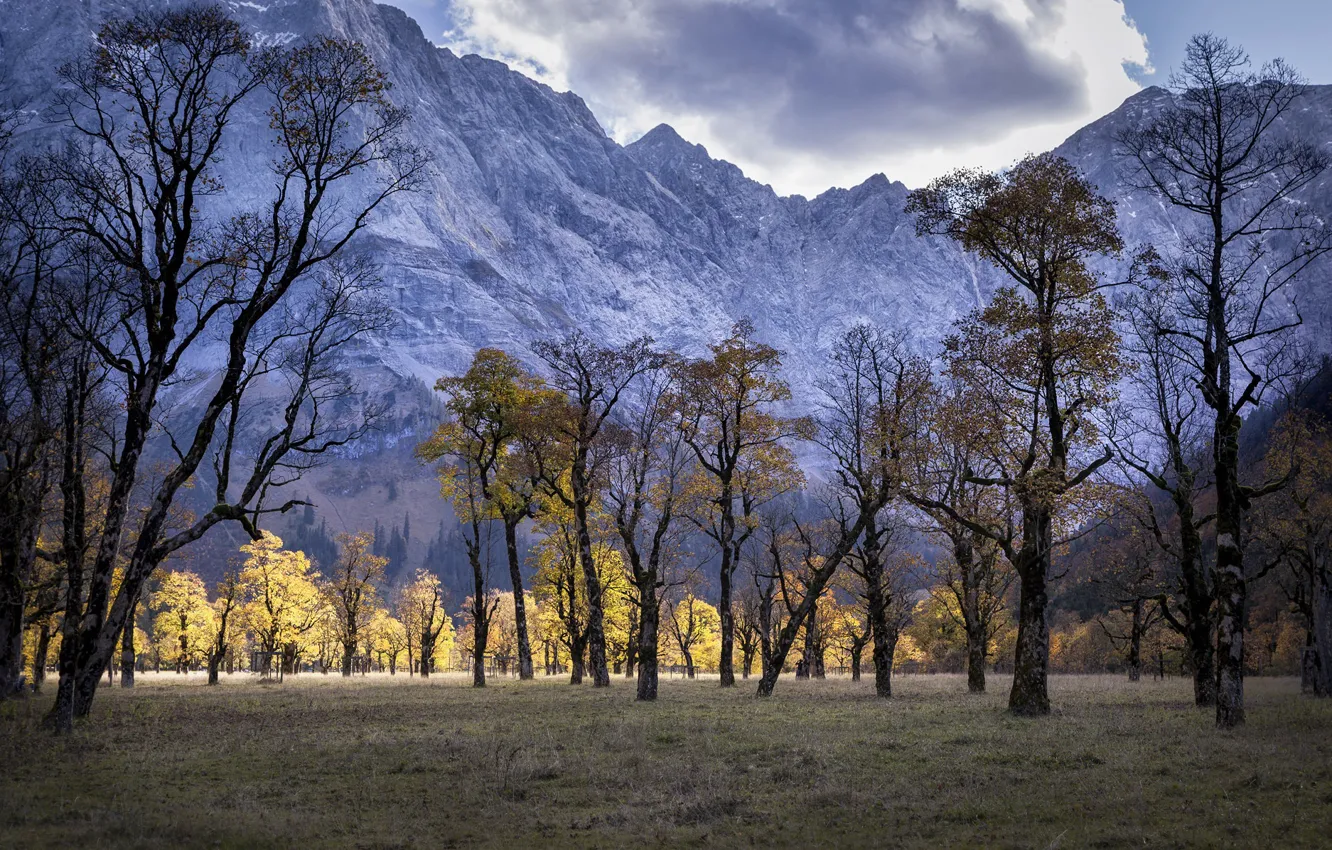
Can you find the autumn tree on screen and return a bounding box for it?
[665,591,721,679]
[675,320,810,688]
[239,534,324,676]
[206,570,243,685]
[1117,34,1331,726]
[149,570,214,674]
[39,6,423,730]
[1091,503,1169,682]
[324,532,388,678]
[907,152,1126,715]
[531,332,660,687]
[398,570,453,677]
[420,349,550,681]
[908,380,1016,693]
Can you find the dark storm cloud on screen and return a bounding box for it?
[504,0,1091,158]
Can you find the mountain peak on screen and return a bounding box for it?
[630,124,708,158]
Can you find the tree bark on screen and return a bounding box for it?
[1009,557,1051,716]
[504,518,535,680]
[0,570,24,698]
[1213,414,1246,728]
[635,582,659,701]
[572,462,610,687]
[1310,569,1332,697]
[120,596,137,689]
[31,622,52,694]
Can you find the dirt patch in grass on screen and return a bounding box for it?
[2,673,1330,848]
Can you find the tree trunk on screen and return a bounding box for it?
[1310,569,1332,697]
[504,518,535,680]
[572,464,610,687]
[1009,560,1051,716]
[0,570,24,698]
[570,635,586,685]
[865,562,893,698]
[636,582,659,701]
[120,611,136,689]
[473,612,488,688]
[966,625,987,693]
[342,637,355,677]
[419,635,432,679]
[684,648,695,679]
[719,560,736,687]
[1213,415,1246,728]
[31,622,52,694]
[850,646,863,682]
[1127,598,1144,683]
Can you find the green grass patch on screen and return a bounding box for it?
[1,673,1329,848]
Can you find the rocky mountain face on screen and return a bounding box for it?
[3,0,1330,582]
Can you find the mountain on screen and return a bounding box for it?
[3,0,1331,584]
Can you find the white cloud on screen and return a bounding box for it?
[435,0,1150,195]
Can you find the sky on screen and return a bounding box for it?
[386,0,1332,197]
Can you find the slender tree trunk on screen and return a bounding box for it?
[121,597,137,689]
[473,612,488,688]
[636,583,659,701]
[1128,599,1144,683]
[719,556,736,687]
[504,519,535,680]
[419,634,433,679]
[29,622,52,694]
[850,645,863,682]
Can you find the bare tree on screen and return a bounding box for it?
[815,323,930,697]
[1117,34,1331,727]
[39,8,424,730]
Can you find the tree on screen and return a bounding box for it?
[206,570,243,685]
[398,570,453,677]
[675,320,811,688]
[1259,411,1332,695]
[1117,34,1331,727]
[324,532,387,677]
[1116,286,1217,705]
[419,349,552,684]
[532,332,660,687]
[665,592,721,679]
[816,323,930,696]
[238,534,324,677]
[908,381,1016,694]
[40,7,424,730]
[531,505,628,684]
[907,153,1125,715]
[1091,503,1169,682]
[603,364,691,700]
[149,570,214,674]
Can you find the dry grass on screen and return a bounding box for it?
[1,672,1330,848]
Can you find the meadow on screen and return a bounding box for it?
[1,673,1330,848]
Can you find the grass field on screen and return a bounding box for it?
[1,672,1330,848]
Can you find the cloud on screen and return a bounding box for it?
[429,0,1150,195]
